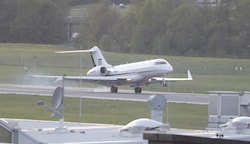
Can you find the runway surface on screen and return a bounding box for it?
[0,84,209,104]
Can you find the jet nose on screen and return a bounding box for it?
[169,64,173,73]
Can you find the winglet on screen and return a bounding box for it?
[187,69,193,80]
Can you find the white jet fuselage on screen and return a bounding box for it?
[87,59,173,85]
[32,46,192,94]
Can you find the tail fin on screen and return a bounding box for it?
[56,46,111,67]
[89,46,110,67]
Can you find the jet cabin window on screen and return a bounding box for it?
[155,61,167,65]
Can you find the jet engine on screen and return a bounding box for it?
[99,66,109,76]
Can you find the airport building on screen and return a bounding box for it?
[0,94,168,144]
[0,118,147,144]
[1,89,250,143]
[208,91,250,128]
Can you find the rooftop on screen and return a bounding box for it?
[2,118,250,144]
[0,118,146,144]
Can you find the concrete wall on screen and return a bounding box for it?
[144,132,250,144]
[208,91,250,128]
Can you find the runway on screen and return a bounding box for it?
[0,84,209,104]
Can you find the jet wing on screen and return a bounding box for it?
[32,75,132,85]
[32,70,192,86]
[65,76,132,84]
[151,70,193,82]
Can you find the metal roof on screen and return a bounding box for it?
[1,118,146,144]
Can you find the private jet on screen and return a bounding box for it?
[33,46,192,94]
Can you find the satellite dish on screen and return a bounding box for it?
[52,87,63,111]
[37,82,66,131]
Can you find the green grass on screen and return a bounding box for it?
[0,94,207,130]
[0,43,218,141]
[0,93,206,142]
[0,43,250,93]
[0,126,11,143]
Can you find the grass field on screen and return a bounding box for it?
[0,94,207,130]
[0,43,244,140]
[0,94,207,142]
[0,43,250,93]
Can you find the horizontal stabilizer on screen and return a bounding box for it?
[56,46,110,67]
[55,46,98,54]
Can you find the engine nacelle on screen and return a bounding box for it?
[99,66,109,76]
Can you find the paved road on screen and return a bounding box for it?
[0,84,209,104]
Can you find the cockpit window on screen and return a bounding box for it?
[155,61,167,65]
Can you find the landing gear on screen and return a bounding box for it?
[134,87,142,94]
[110,86,118,93]
[110,86,142,94]
[162,81,167,87]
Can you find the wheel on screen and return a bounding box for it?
[134,87,138,93]
[138,87,142,94]
[111,86,118,93]
[111,86,115,93]
[134,87,142,94]
[114,87,118,93]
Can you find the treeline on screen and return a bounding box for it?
[78,0,250,58]
[0,0,128,44]
[1,0,250,58]
[0,0,70,44]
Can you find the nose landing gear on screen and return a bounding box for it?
[162,81,167,87]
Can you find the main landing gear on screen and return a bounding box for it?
[110,86,118,93]
[110,86,142,94]
[134,87,142,94]
[162,81,167,87]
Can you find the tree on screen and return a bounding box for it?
[113,4,137,52]
[99,34,113,51]
[229,0,250,58]
[77,0,250,58]
[78,0,120,49]
[0,0,17,42]
[0,0,69,44]
[11,0,69,44]
[129,0,169,54]
[153,34,169,54]
[130,25,146,53]
[164,3,207,56]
